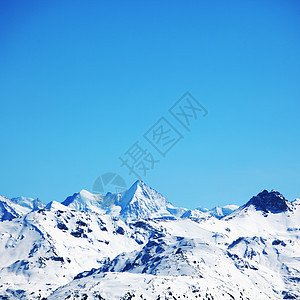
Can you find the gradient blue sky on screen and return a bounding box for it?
[1,0,299,209]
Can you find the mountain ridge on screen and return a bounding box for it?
[2,182,298,222]
[0,183,299,299]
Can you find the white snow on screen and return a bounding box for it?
[0,182,299,299]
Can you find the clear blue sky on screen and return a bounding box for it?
[1,0,299,209]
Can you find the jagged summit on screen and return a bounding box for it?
[123,180,154,197]
[61,192,80,206]
[0,195,45,221]
[209,204,239,218]
[55,184,294,222]
[119,180,173,220]
[133,179,145,187]
[61,190,110,214]
[59,181,176,221]
[0,184,299,299]
[45,200,69,211]
[120,180,145,207]
[10,196,44,211]
[1,184,294,224]
[245,189,290,213]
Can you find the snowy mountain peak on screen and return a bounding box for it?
[0,195,45,221]
[121,180,148,200]
[134,179,145,188]
[209,205,239,218]
[0,185,299,299]
[61,191,107,214]
[79,189,95,198]
[45,200,69,211]
[123,180,148,198]
[10,196,44,211]
[119,180,173,220]
[59,181,175,220]
[62,192,79,206]
[245,189,290,213]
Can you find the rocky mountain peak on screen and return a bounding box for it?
[245,189,290,213]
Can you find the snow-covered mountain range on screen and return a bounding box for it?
[0,181,299,299]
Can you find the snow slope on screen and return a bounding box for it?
[0,195,44,221]
[0,182,299,299]
[61,180,189,221]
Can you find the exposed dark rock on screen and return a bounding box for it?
[115,226,125,235]
[57,222,68,231]
[245,190,289,213]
